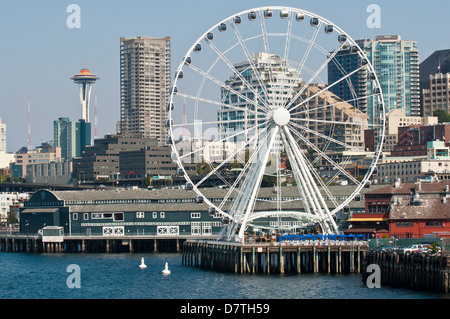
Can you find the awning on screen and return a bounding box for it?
[21,208,59,214]
[347,218,389,222]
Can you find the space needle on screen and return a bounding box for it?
[71,68,99,122]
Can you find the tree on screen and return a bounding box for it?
[433,109,450,123]
[261,175,277,187]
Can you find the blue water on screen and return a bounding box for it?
[0,252,447,299]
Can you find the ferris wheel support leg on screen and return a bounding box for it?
[280,130,313,216]
[236,126,280,243]
[283,127,330,232]
[219,127,273,242]
[283,126,339,234]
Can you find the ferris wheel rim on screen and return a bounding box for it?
[167,6,385,237]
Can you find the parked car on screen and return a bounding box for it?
[400,244,430,254]
[371,245,391,252]
[386,246,402,253]
[421,245,441,256]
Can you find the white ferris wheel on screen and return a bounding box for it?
[167,7,385,243]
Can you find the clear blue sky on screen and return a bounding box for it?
[0,0,448,152]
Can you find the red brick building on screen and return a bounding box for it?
[346,181,450,238]
[397,124,450,147]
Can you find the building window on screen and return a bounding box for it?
[73,213,78,220]
[396,221,414,227]
[191,213,201,219]
[152,212,157,218]
[114,213,124,221]
[160,212,165,219]
[425,221,443,227]
[136,212,145,219]
[83,213,89,220]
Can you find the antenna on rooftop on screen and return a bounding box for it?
[27,92,32,151]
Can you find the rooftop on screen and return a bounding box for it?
[366,181,450,195]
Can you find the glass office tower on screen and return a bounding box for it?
[328,35,420,123]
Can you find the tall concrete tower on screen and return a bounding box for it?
[71,68,99,122]
[120,36,171,145]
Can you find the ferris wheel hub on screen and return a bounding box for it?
[273,107,291,126]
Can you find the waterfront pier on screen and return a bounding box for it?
[362,250,450,293]
[0,234,215,253]
[182,239,368,274]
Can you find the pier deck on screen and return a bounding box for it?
[0,234,216,253]
[182,239,368,274]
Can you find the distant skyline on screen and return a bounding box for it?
[1,0,449,152]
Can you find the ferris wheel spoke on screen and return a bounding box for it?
[235,126,280,241]
[282,126,337,233]
[230,21,272,101]
[217,124,273,211]
[186,63,265,112]
[258,9,271,56]
[220,125,277,241]
[283,13,294,62]
[292,117,381,128]
[204,39,271,112]
[225,126,278,232]
[176,91,262,117]
[299,21,322,73]
[280,130,313,216]
[301,149,339,207]
[282,131,322,219]
[258,9,277,88]
[177,119,269,160]
[288,63,368,113]
[281,20,322,109]
[172,118,256,128]
[288,121,364,152]
[282,41,347,109]
[286,33,360,104]
[288,32,359,91]
[290,93,379,117]
[287,123,360,186]
[194,125,271,188]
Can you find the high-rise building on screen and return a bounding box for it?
[0,117,6,153]
[119,36,171,145]
[328,35,420,122]
[419,49,450,93]
[53,117,91,159]
[422,73,450,116]
[420,49,450,116]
